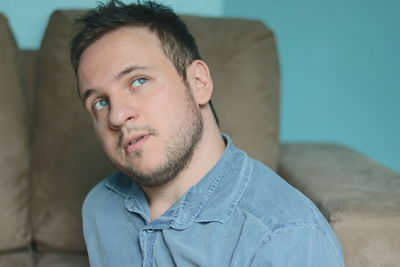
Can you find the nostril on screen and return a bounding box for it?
[109,121,122,131]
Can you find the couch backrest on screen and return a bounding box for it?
[28,10,280,251]
[0,14,31,250]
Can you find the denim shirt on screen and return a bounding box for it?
[83,135,344,267]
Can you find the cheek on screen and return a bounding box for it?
[148,85,188,123]
[93,120,115,150]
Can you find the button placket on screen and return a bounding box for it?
[141,227,157,267]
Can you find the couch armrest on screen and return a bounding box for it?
[278,143,400,267]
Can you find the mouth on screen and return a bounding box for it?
[123,134,150,154]
[128,135,144,146]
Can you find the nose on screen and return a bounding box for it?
[108,93,138,129]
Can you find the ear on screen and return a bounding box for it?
[186,60,213,106]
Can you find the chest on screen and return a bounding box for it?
[89,214,268,267]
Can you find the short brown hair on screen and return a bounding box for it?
[70,0,201,80]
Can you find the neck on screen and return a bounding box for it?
[141,115,225,221]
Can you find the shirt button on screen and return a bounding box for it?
[146,229,154,233]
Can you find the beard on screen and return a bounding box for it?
[111,86,204,187]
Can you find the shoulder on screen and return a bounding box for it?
[249,219,344,266]
[238,155,329,235]
[236,156,344,264]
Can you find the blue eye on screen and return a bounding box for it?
[93,99,109,111]
[132,77,148,88]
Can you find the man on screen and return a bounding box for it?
[70,1,344,266]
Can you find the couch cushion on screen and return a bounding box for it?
[30,10,279,251]
[278,143,400,267]
[0,251,34,267]
[19,50,38,132]
[0,13,31,250]
[36,252,89,267]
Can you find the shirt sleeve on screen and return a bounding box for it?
[250,223,345,267]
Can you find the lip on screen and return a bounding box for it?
[123,133,151,154]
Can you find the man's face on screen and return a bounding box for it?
[78,27,203,186]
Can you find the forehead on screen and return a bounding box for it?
[78,26,170,87]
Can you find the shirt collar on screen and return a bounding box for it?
[105,133,252,230]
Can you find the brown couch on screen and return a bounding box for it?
[0,10,399,267]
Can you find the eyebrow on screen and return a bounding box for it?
[81,65,150,105]
[114,65,149,83]
[81,88,96,105]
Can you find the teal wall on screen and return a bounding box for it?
[1,0,398,172]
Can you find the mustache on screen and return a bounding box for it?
[117,125,159,150]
